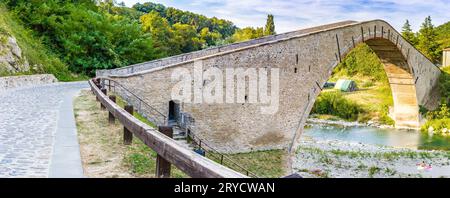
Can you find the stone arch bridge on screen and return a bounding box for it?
[97,20,441,153]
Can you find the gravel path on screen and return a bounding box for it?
[0,81,88,177]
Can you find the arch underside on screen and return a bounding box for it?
[365,38,420,129]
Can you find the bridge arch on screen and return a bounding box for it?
[328,36,421,129]
[98,20,441,153]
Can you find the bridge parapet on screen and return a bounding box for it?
[96,21,357,77]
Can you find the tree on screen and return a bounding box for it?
[140,11,174,57]
[264,14,275,36]
[172,23,204,53]
[199,27,221,47]
[6,0,157,75]
[417,16,440,63]
[401,20,418,45]
[230,27,264,42]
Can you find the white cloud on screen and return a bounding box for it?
[121,0,450,33]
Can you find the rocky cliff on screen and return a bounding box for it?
[0,30,29,74]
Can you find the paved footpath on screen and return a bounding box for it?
[0,81,88,177]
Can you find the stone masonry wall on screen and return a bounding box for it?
[104,20,441,153]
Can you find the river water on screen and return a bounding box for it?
[303,124,450,151]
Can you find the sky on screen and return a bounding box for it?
[120,0,450,33]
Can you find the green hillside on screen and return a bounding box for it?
[0,5,81,81]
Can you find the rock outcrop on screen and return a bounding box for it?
[0,32,29,74]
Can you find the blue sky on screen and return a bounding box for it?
[120,0,450,33]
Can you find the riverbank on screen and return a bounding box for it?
[293,137,450,178]
[307,116,394,129]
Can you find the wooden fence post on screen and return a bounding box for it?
[100,88,107,110]
[156,126,173,178]
[123,105,134,145]
[108,95,116,124]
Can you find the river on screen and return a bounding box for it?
[303,124,450,151]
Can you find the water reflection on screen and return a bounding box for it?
[303,124,450,151]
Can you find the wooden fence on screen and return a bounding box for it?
[89,78,247,178]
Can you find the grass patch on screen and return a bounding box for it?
[368,166,381,177]
[74,90,187,178]
[206,149,287,178]
[114,92,287,178]
[300,146,443,162]
[114,95,157,128]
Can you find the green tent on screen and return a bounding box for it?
[334,79,357,92]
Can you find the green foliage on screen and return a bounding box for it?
[368,166,381,177]
[3,0,273,76]
[426,104,450,120]
[6,0,157,76]
[378,104,395,126]
[333,43,388,82]
[172,23,204,53]
[140,11,174,57]
[311,91,363,121]
[402,20,418,45]
[417,16,440,63]
[403,17,450,64]
[229,27,265,43]
[133,2,237,39]
[421,67,450,133]
[0,3,80,81]
[264,14,275,36]
[422,104,450,133]
[436,21,450,51]
[439,66,450,104]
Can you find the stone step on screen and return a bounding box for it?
[173,136,186,140]
[175,140,195,150]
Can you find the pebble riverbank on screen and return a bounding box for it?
[293,137,450,178]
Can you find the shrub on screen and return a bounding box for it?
[421,67,450,133]
[422,104,450,133]
[311,91,363,121]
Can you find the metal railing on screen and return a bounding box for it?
[89,78,247,178]
[187,131,259,178]
[102,78,167,126]
[96,77,259,178]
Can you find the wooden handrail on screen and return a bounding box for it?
[89,79,247,178]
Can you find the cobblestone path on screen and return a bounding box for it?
[0,82,88,177]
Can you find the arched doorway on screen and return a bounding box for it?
[168,100,180,125]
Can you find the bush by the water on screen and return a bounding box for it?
[422,67,450,133]
[422,104,450,133]
[311,91,363,121]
